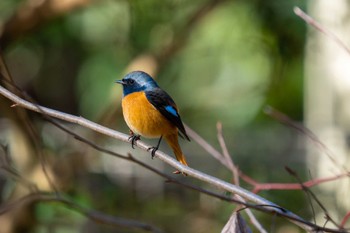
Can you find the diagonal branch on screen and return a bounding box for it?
[0,83,274,204]
[0,84,345,233]
[187,120,350,193]
[1,83,349,232]
[264,106,347,172]
[294,6,350,55]
[286,167,342,229]
[0,54,59,194]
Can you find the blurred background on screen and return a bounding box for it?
[0,0,349,232]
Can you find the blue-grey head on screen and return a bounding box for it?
[116,71,159,97]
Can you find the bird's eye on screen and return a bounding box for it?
[128,79,135,85]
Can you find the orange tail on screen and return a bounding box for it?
[164,133,188,166]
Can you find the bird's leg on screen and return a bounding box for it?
[128,130,140,149]
[147,136,163,159]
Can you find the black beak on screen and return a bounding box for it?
[115,80,125,85]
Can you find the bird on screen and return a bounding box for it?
[116,71,190,171]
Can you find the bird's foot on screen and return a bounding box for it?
[147,146,158,159]
[128,134,140,149]
[147,136,163,159]
[173,170,188,176]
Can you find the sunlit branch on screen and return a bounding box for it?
[1,84,349,232]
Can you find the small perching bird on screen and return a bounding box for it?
[116,71,190,172]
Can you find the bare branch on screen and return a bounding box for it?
[216,122,239,185]
[294,7,350,55]
[341,212,350,229]
[188,110,350,193]
[216,123,267,233]
[286,167,342,229]
[264,106,347,172]
[0,145,39,193]
[239,171,350,193]
[185,124,229,168]
[0,81,348,232]
[0,55,59,194]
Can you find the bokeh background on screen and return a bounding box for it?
[1,0,349,232]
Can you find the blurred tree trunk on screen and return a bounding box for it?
[305,0,350,220]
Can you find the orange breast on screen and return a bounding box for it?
[121,92,177,138]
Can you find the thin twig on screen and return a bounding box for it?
[294,6,350,55]
[341,212,350,229]
[264,105,347,172]
[188,119,350,193]
[241,171,350,193]
[286,167,341,229]
[0,145,39,193]
[0,56,59,194]
[185,124,229,168]
[216,122,267,233]
[216,122,239,185]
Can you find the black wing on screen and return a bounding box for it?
[145,88,190,141]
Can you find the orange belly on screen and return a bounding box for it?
[121,92,177,138]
